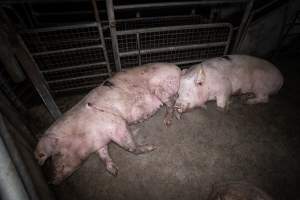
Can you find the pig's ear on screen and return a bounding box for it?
[195,67,205,85]
[181,69,187,75]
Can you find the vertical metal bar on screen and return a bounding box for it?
[27,3,39,27]
[0,128,30,200]
[224,26,234,55]
[16,35,62,119]
[232,0,254,52]
[106,0,122,71]
[91,0,112,76]
[0,90,35,148]
[136,33,142,65]
[0,114,38,200]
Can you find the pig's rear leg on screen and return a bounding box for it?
[246,94,269,104]
[98,146,118,176]
[111,129,156,155]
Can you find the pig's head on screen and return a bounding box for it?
[34,135,58,166]
[175,65,206,113]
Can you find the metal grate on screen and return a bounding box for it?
[21,24,101,53]
[20,23,111,94]
[115,23,232,68]
[141,46,226,64]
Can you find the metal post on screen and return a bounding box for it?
[106,0,122,71]
[0,114,38,200]
[0,129,30,200]
[232,0,254,53]
[0,90,35,148]
[91,0,112,76]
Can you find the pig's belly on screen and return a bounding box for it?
[128,94,163,124]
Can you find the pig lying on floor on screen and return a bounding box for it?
[35,63,181,184]
[175,55,284,113]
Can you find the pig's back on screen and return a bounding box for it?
[229,55,283,94]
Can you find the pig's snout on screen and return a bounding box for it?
[34,150,48,165]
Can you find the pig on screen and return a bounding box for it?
[207,182,273,200]
[175,55,284,113]
[35,63,181,184]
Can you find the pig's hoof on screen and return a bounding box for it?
[134,144,157,154]
[174,111,181,120]
[107,162,118,176]
[216,106,227,112]
[164,118,172,128]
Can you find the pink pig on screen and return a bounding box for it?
[35,63,181,184]
[175,55,284,113]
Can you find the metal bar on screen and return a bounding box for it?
[136,33,141,65]
[47,73,109,84]
[0,114,38,200]
[106,0,122,71]
[116,23,233,35]
[31,44,103,56]
[224,23,234,54]
[16,35,62,119]
[42,61,107,73]
[0,73,27,115]
[52,84,100,93]
[119,41,227,57]
[232,0,254,52]
[0,90,35,148]
[174,59,204,66]
[91,0,112,76]
[0,128,30,200]
[114,0,246,10]
[20,22,98,33]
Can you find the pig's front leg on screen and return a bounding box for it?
[111,126,156,155]
[98,145,118,176]
[163,96,177,127]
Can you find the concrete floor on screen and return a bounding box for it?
[31,57,300,200]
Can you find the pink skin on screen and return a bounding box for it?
[175,55,284,114]
[34,63,180,184]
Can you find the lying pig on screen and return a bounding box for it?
[35,63,181,184]
[175,55,283,113]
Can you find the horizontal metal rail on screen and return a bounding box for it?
[20,22,99,33]
[41,62,107,73]
[116,23,233,35]
[52,84,100,93]
[119,41,227,57]
[47,73,109,84]
[174,59,204,66]
[32,45,103,56]
[114,0,246,10]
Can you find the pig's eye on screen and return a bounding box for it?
[198,82,202,86]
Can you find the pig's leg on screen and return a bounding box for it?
[97,146,118,176]
[153,87,177,127]
[246,94,269,104]
[216,93,230,111]
[163,97,177,127]
[111,128,156,155]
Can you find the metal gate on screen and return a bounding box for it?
[106,0,253,71]
[20,22,112,95]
